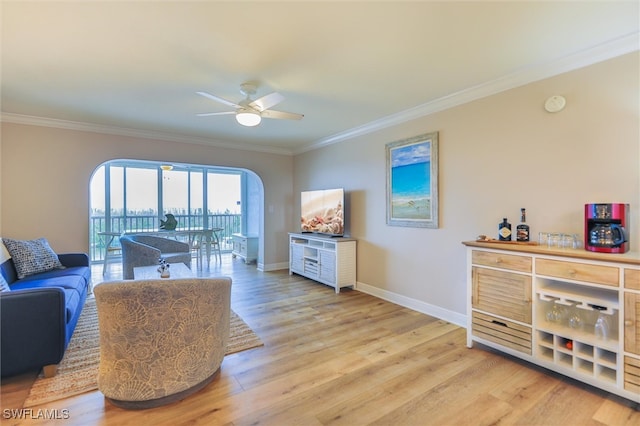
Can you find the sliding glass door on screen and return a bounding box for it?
[89,160,245,263]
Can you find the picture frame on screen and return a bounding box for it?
[386,131,439,228]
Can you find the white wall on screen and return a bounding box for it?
[0,124,294,268]
[293,53,639,321]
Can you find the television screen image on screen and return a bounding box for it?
[300,188,344,236]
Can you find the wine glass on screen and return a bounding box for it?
[568,310,583,329]
[594,312,610,340]
[546,304,566,323]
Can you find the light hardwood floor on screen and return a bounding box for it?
[1,254,638,425]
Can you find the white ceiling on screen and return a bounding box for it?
[1,1,638,155]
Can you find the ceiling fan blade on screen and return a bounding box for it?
[196,91,241,109]
[249,92,284,112]
[261,109,304,120]
[196,111,236,117]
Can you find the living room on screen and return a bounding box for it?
[1,1,639,423]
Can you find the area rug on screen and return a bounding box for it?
[23,298,262,408]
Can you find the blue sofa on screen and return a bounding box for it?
[0,253,91,377]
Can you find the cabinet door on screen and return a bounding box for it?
[290,244,305,273]
[232,236,241,253]
[472,267,532,324]
[318,250,336,284]
[624,292,640,355]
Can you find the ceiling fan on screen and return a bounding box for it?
[196,82,304,127]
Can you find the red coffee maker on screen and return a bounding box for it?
[584,203,629,253]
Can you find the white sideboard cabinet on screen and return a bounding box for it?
[463,241,640,402]
[232,233,258,264]
[289,233,356,293]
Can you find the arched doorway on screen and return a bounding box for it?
[89,159,263,274]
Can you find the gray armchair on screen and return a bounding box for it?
[120,235,191,279]
[94,277,231,409]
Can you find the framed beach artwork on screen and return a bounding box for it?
[386,131,439,228]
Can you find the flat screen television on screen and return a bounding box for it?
[300,188,344,236]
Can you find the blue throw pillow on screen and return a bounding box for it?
[2,238,64,280]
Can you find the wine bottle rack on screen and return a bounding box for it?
[535,281,620,385]
[536,330,618,384]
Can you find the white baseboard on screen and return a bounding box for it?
[355,281,467,328]
[259,262,289,272]
[255,267,467,327]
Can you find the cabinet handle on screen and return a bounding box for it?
[491,320,508,328]
[625,320,634,327]
[567,269,577,276]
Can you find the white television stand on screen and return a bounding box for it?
[289,233,357,293]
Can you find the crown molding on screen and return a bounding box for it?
[0,113,294,156]
[2,32,637,157]
[297,32,639,155]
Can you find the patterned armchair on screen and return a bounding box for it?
[93,277,232,409]
[120,234,191,279]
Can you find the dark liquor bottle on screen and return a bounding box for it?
[516,208,530,242]
[498,218,512,241]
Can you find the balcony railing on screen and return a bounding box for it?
[89,214,241,263]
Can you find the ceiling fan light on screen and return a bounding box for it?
[236,110,262,127]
